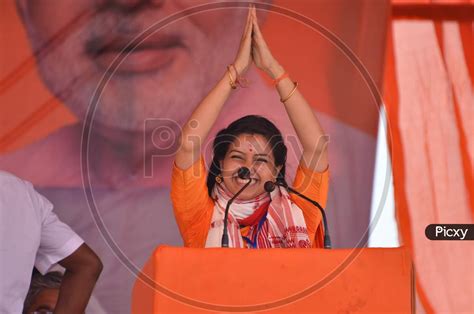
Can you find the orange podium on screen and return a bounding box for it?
[132,246,413,313]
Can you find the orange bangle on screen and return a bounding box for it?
[272,72,289,86]
[280,82,298,103]
[226,65,237,89]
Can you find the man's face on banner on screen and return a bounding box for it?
[17,0,250,132]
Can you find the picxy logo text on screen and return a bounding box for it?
[425,224,473,241]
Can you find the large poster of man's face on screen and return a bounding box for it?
[0,0,389,312]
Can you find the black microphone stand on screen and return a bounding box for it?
[221,168,252,248]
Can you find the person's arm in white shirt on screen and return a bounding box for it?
[55,243,103,314]
[29,183,103,314]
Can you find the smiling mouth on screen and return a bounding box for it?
[86,33,185,74]
[234,176,259,186]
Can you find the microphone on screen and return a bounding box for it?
[237,167,250,180]
[264,180,332,249]
[221,167,252,247]
[264,181,276,193]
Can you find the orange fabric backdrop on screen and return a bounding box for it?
[386,1,474,312]
[393,0,473,3]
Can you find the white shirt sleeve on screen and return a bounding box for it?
[27,183,84,274]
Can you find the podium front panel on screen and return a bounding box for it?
[132,246,413,313]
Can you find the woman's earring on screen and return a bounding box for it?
[215,174,223,184]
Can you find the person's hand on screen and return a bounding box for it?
[233,5,255,75]
[251,8,285,79]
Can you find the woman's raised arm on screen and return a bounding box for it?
[174,6,255,170]
[251,9,329,173]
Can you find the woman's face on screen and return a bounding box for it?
[219,133,282,200]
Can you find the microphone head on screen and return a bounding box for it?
[237,167,250,179]
[264,181,276,192]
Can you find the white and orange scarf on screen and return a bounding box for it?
[205,181,311,248]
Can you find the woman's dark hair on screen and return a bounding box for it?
[206,115,288,196]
